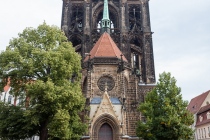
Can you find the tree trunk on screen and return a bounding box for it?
[40,120,48,140]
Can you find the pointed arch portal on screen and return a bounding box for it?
[92,114,120,139]
[98,123,113,140]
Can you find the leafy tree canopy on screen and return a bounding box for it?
[0,22,86,140]
[0,102,37,139]
[136,72,194,140]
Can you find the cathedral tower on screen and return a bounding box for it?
[61,0,155,139]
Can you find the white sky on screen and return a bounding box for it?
[0,0,210,102]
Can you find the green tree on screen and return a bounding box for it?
[0,102,38,139]
[136,72,194,140]
[0,22,86,140]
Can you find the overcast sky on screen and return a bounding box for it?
[0,0,209,102]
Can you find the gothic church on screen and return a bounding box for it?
[61,0,155,139]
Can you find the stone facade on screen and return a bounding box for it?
[61,0,155,139]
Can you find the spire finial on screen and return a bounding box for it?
[101,0,110,34]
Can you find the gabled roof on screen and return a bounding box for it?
[90,88,121,124]
[187,90,210,114]
[84,32,127,62]
[197,103,210,115]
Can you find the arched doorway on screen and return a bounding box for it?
[98,123,113,140]
[92,114,119,140]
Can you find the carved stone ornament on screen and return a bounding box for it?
[97,76,115,91]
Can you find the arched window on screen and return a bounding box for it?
[96,18,115,30]
[94,5,118,34]
[130,37,142,77]
[98,123,113,140]
[129,5,142,31]
[70,36,82,54]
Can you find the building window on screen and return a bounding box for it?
[204,128,206,138]
[207,112,210,119]
[199,129,201,139]
[199,115,203,122]
[8,95,12,104]
[18,98,23,106]
[208,127,210,137]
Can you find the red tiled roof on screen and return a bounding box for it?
[198,103,210,114]
[197,104,210,114]
[3,78,10,92]
[84,32,127,62]
[187,90,210,114]
[196,104,210,126]
[4,85,10,92]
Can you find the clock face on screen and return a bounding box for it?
[97,76,115,91]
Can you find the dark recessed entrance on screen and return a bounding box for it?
[98,123,113,140]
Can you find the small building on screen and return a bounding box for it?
[188,90,210,140]
[0,81,23,106]
[196,104,210,139]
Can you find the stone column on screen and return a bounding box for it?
[61,0,70,35]
[84,2,91,35]
[120,1,127,33]
[141,0,151,32]
[141,0,155,84]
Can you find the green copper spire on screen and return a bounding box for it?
[101,0,110,34]
[102,0,109,20]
